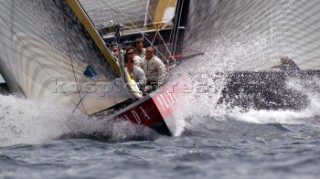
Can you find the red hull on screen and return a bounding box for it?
[111,82,182,136]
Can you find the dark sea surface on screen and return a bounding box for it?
[2,0,320,178]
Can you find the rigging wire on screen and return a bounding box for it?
[98,0,174,60]
[61,1,88,114]
[137,0,175,59]
[139,0,191,61]
[136,0,193,62]
[144,0,150,26]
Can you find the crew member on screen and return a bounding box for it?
[133,38,146,58]
[125,46,142,68]
[141,47,167,92]
[125,56,146,90]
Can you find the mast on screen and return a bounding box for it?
[177,0,190,27]
[171,0,190,57]
[66,0,121,76]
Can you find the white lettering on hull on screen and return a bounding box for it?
[124,115,130,121]
[118,106,151,124]
[117,88,177,124]
[140,107,150,121]
[156,89,178,112]
[131,110,141,124]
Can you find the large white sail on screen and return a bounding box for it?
[0,0,131,115]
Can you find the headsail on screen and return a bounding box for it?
[0,0,131,115]
[0,0,189,115]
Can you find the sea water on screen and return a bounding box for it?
[2,0,320,178]
[1,84,320,179]
[1,55,320,179]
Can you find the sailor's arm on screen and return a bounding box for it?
[136,67,147,87]
[155,57,168,85]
